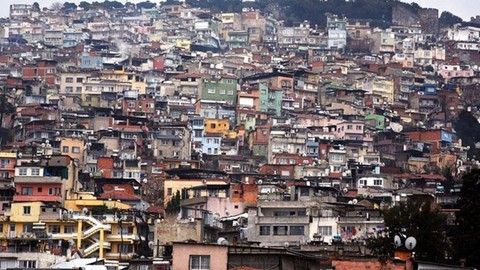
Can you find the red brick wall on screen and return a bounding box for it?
[22,61,57,85]
[259,164,295,176]
[332,259,407,270]
[97,157,114,178]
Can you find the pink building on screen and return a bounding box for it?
[334,120,364,140]
[439,64,475,80]
[172,242,228,270]
[13,176,63,203]
[0,153,16,179]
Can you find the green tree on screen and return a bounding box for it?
[454,111,480,159]
[50,2,62,11]
[368,199,448,262]
[102,0,124,9]
[165,190,181,213]
[136,1,157,9]
[439,11,463,29]
[32,2,41,12]
[453,169,480,268]
[0,95,15,126]
[62,2,78,11]
[79,1,91,10]
[441,165,456,193]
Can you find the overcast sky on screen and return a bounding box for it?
[0,0,478,20]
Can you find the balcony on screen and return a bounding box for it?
[105,253,134,260]
[106,234,139,242]
[13,195,62,203]
[256,215,310,225]
[337,216,383,224]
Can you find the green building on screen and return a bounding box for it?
[258,83,282,116]
[365,114,386,130]
[202,77,238,105]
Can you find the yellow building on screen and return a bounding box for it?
[204,118,237,139]
[100,70,147,95]
[164,178,228,203]
[59,137,85,164]
[167,36,191,51]
[0,192,142,261]
[357,77,394,103]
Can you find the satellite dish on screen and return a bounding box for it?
[352,199,358,204]
[82,207,89,215]
[348,200,353,204]
[148,241,154,248]
[284,242,290,248]
[68,209,74,217]
[394,235,402,248]
[342,187,349,193]
[405,237,417,250]
[389,122,403,133]
[257,179,263,185]
[362,193,368,198]
[217,237,229,245]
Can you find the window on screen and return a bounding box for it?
[37,187,42,193]
[373,179,383,186]
[20,261,36,269]
[23,206,31,215]
[167,188,172,196]
[207,89,215,94]
[21,187,33,195]
[219,89,226,94]
[65,225,75,233]
[76,87,82,93]
[31,168,40,176]
[227,90,234,95]
[72,147,81,153]
[290,226,305,235]
[65,77,73,83]
[274,211,294,217]
[66,87,73,93]
[161,140,168,145]
[273,226,288,235]
[76,77,83,83]
[260,226,270,235]
[118,244,133,253]
[356,125,362,130]
[189,255,210,270]
[19,168,27,176]
[318,226,332,236]
[0,260,17,269]
[49,225,60,233]
[48,188,54,195]
[347,125,353,130]
[0,159,10,168]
